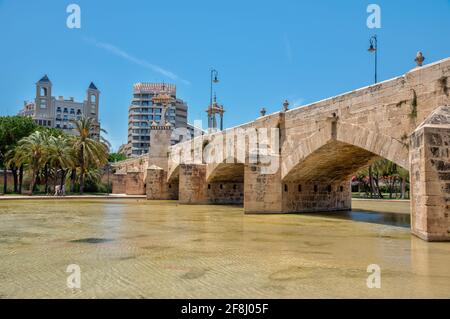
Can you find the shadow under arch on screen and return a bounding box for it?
[205,157,245,205]
[280,122,409,213]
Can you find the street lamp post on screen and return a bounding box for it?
[368,35,378,84]
[367,35,378,199]
[208,68,219,131]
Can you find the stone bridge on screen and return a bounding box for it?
[116,57,450,241]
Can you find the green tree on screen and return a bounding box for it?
[11,130,49,194]
[108,152,127,163]
[397,167,410,199]
[71,117,109,194]
[47,135,76,191]
[0,116,37,193]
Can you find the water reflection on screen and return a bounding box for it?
[304,210,410,228]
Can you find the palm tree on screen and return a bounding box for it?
[397,167,409,199]
[71,117,109,194]
[11,131,49,194]
[47,135,76,191]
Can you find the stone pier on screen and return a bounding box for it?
[410,106,450,241]
[178,164,208,204]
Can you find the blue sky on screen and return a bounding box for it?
[0,0,449,151]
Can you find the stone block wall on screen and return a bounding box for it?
[125,172,146,195]
[282,181,351,213]
[410,124,450,241]
[244,164,283,213]
[146,168,179,200]
[206,182,244,204]
[179,164,208,204]
[112,173,127,194]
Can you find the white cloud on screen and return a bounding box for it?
[83,37,191,85]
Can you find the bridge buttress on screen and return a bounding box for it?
[146,166,178,200]
[178,164,208,204]
[244,163,283,214]
[410,107,450,241]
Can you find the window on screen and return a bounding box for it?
[40,100,47,109]
[40,87,47,97]
[77,109,82,115]
[48,120,51,126]
[63,108,68,113]
[70,108,75,114]
[155,115,161,121]
[90,94,96,103]
[56,107,61,113]
[314,185,318,193]
[56,124,61,128]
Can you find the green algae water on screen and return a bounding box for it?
[0,199,449,298]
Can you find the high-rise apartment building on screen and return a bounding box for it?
[126,83,189,157]
[18,75,101,139]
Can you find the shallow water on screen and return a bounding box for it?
[0,199,449,298]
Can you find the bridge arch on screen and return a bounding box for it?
[282,121,408,181]
[280,121,409,212]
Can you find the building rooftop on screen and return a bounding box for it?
[38,75,51,83]
[89,82,98,90]
[133,83,176,94]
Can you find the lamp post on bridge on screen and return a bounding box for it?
[367,35,379,199]
[206,68,225,132]
[368,35,378,84]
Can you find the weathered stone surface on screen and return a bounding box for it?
[146,167,178,200]
[410,106,450,241]
[112,173,127,194]
[124,171,146,195]
[178,164,208,204]
[112,171,145,195]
